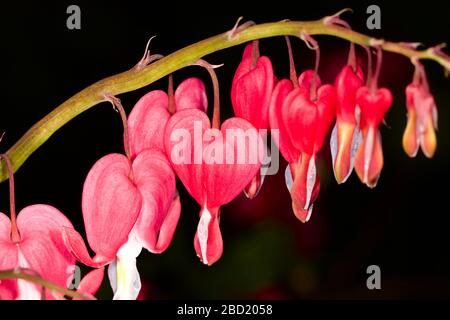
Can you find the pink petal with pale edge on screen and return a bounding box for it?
[80,153,142,265]
[132,149,181,253]
[74,268,104,300]
[175,77,208,112]
[128,90,170,157]
[193,206,222,266]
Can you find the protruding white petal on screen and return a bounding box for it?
[330,123,338,172]
[363,127,375,185]
[305,204,314,223]
[108,261,117,293]
[108,235,143,300]
[284,165,293,193]
[197,205,212,265]
[304,156,316,210]
[346,126,362,181]
[16,249,42,300]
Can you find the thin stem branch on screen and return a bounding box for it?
[0,268,94,300]
[195,60,221,129]
[0,154,20,243]
[104,95,132,161]
[370,46,383,92]
[167,74,175,114]
[285,36,298,87]
[0,16,449,181]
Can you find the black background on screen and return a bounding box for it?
[0,0,449,299]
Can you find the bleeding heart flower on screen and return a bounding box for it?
[0,205,75,300]
[330,64,364,183]
[232,42,274,130]
[354,86,392,188]
[64,148,180,299]
[231,42,275,198]
[128,77,208,157]
[403,82,438,158]
[0,154,91,300]
[165,108,263,265]
[65,79,207,299]
[282,72,336,222]
[270,53,336,223]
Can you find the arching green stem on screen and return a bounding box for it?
[0,15,449,182]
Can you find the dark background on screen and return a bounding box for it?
[0,0,449,299]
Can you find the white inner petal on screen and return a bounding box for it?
[108,235,143,300]
[363,127,375,185]
[330,123,338,171]
[305,204,314,223]
[284,165,293,193]
[344,126,361,183]
[197,205,212,265]
[304,156,316,210]
[16,249,42,300]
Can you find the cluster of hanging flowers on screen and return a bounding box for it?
[0,15,445,299]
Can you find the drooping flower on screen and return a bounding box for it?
[330,59,364,183]
[353,47,393,188]
[0,205,74,300]
[354,87,392,187]
[63,148,180,300]
[165,108,263,265]
[402,62,438,158]
[270,36,336,222]
[282,71,336,222]
[231,42,275,198]
[0,155,103,300]
[64,78,209,299]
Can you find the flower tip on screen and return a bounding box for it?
[330,122,359,184]
[243,173,264,199]
[292,201,313,223]
[402,118,419,158]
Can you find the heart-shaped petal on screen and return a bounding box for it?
[175,77,208,112]
[232,43,274,129]
[165,109,263,207]
[75,154,142,266]
[297,70,322,94]
[132,149,181,254]
[13,205,75,299]
[203,117,263,207]
[335,65,364,122]
[283,89,317,154]
[314,84,337,152]
[128,90,170,157]
[165,109,209,204]
[269,79,299,163]
[356,87,392,129]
